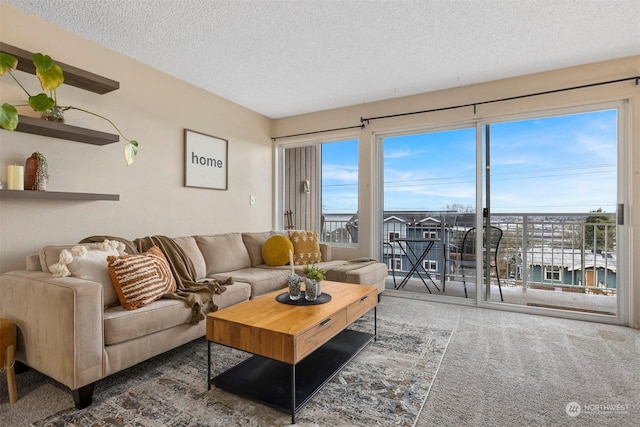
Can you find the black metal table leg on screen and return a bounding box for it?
[207,340,211,390]
[396,242,426,290]
[408,241,440,291]
[398,241,436,291]
[374,306,377,342]
[291,364,296,424]
[399,241,440,292]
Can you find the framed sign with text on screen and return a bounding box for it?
[184,129,228,190]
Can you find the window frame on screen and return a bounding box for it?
[422,259,438,272]
[275,134,360,247]
[544,265,562,282]
[423,230,437,240]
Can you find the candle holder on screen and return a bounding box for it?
[304,278,321,302]
[287,274,301,301]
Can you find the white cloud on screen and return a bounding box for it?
[384,147,416,159]
[322,164,358,182]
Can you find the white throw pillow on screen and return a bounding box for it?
[49,240,127,307]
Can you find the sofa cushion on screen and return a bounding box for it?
[288,230,322,264]
[242,231,270,267]
[211,281,252,309]
[261,234,294,266]
[343,262,389,286]
[291,260,347,275]
[107,247,177,310]
[103,299,192,345]
[173,236,207,280]
[103,281,251,346]
[40,244,79,273]
[25,253,41,271]
[196,233,251,275]
[210,268,288,298]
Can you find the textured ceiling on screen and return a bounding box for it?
[4,0,640,118]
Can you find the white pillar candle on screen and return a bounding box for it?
[289,249,295,275]
[7,165,24,190]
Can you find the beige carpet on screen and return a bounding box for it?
[380,295,640,427]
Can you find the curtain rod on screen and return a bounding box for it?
[361,76,640,123]
[271,124,364,141]
[272,76,639,140]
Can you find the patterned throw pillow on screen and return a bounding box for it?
[107,246,177,310]
[261,234,294,266]
[288,230,322,265]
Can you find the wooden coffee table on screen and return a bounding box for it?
[206,280,377,423]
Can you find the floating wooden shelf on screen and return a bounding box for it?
[0,43,120,94]
[15,115,120,145]
[1,44,122,202]
[0,189,119,201]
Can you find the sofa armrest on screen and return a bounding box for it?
[319,243,332,262]
[0,271,104,390]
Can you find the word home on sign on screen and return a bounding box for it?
[191,152,223,168]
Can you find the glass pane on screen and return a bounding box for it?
[486,109,618,315]
[382,127,476,298]
[321,139,359,243]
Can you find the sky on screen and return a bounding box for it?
[322,108,618,214]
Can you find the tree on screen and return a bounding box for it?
[584,208,615,251]
[443,203,474,213]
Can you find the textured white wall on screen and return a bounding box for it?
[0,4,273,272]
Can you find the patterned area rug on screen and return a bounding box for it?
[32,315,451,426]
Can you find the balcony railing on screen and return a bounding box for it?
[322,211,617,295]
[321,215,358,244]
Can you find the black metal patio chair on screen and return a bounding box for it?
[451,225,504,301]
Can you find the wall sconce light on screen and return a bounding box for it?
[302,179,310,193]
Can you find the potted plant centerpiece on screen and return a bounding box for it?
[0,51,138,165]
[302,264,326,302]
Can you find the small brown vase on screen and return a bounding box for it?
[24,153,47,191]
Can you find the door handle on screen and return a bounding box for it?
[618,204,624,225]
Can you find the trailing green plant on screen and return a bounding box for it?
[302,264,326,281]
[0,51,138,165]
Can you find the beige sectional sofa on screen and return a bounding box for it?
[0,231,387,408]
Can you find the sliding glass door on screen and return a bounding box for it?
[276,104,628,323]
[378,102,627,322]
[481,106,624,318]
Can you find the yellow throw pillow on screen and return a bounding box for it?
[107,246,177,310]
[289,230,322,265]
[261,234,294,266]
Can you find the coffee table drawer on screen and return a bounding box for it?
[295,309,347,361]
[346,291,376,324]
